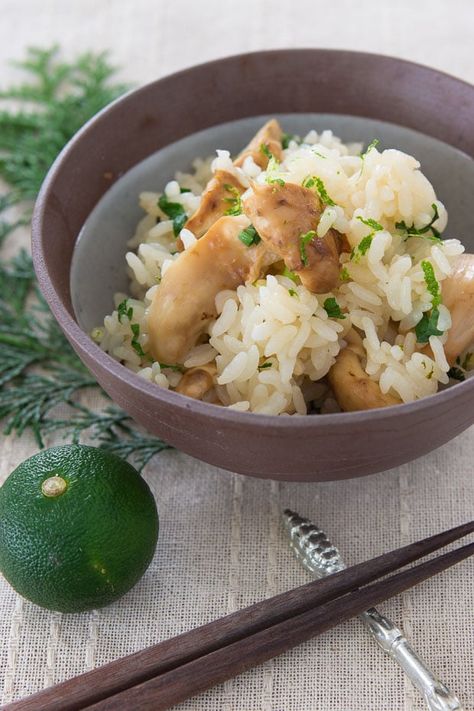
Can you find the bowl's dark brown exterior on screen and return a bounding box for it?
[32,49,474,481]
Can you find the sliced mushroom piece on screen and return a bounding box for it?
[181,119,283,246]
[233,118,283,169]
[243,182,343,293]
[148,215,265,364]
[175,364,217,400]
[440,253,474,365]
[328,330,401,411]
[184,170,244,240]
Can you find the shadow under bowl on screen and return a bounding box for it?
[32,49,474,482]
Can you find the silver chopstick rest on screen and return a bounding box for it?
[282,510,463,711]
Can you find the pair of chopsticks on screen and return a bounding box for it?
[5,520,473,711]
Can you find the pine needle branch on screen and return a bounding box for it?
[0,47,173,470]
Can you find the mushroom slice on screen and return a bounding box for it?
[175,364,217,401]
[233,118,283,169]
[182,119,283,245]
[184,170,244,240]
[328,330,401,411]
[148,215,263,364]
[440,254,474,365]
[243,182,343,293]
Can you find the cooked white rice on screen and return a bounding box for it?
[93,127,468,415]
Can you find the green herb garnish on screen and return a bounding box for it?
[421,260,441,307]
[360,139,379,158]
[159,363,184,373]
[415,307,443,343]
[340,266,351,282]
[299,230,316,267]
[415,261,443,343]
[356,216,383,231]
[323,297,346,319]
[117,299,133,323]
[266,176,285,187]
[158,195,187,236]
[179,186,191,193]
[302,176,335,206]
[315,177,336,206]
[260,142,272,159]
[258,361,273,371]
[351,234,373,262]
[288,288,298,297]
[396,204,442,241]
[130,323,145,356]
[223,183,242,216]
[259,142,280,171]
[238,224,261,247]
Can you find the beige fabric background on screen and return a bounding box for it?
[0,1,473,709]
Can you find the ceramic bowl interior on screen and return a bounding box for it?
[33,49,474,481]
[71,113,474,330]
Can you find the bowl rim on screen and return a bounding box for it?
[32,47,474,431]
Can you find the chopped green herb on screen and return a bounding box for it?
[159,363,184,373]
[414,262,443,343]
[117,299,133,323]
[259,142,280,171]
[238,224,261,247]
[323,297,346,319]
[282,266,298,283]
[360,139,379,158]
[315,177,336,206]
[448,367,465,382]
[281,133,300,149]
[299,230,316,267]
[157,195,187,236]
[396,204,442,241]
[173,212,188,235]
[415,306,443,343]
[130,323,145,356]
[351,234,373,262]
[421,260,441,307]
[312,150,327,159]
[340,266,351,282]
[266,176,285,187]
[180,186,191,193]
[260,142,272,159]
[223,183,242,216]
[258,361,273,371]
[302,176,336,206]
[356,216,383,231]
[288,288,298,297]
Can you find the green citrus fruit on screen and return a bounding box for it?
[0,445,159,613]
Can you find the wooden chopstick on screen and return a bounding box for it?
[84,540,474,710]
[4,520,473,711]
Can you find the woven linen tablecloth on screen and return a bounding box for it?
[1,1,473,709]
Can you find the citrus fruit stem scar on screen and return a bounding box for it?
[41,476,67,498]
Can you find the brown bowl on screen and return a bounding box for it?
[32,49,474,482]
